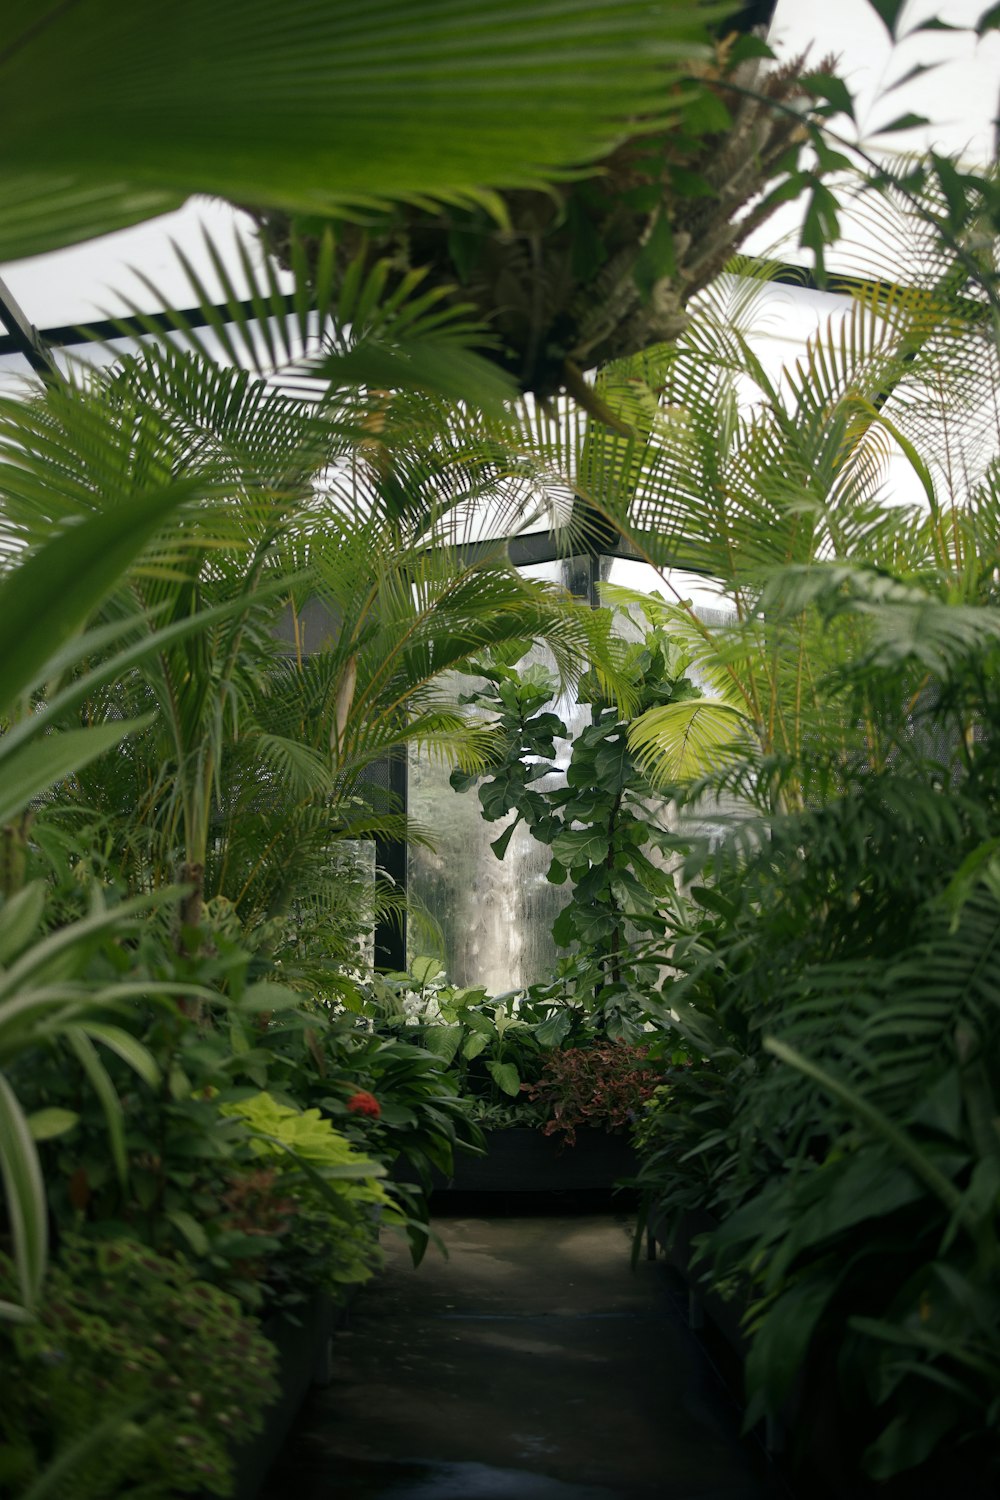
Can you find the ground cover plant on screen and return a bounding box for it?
[0,1238,278,1498]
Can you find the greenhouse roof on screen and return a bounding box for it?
[0,0,995,401]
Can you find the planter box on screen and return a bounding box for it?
[436,1127,637,1194]
[648,1207,748,1356]
[227,1290,343,1500]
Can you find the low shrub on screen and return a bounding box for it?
[523,1042,658,1145]
[0,1237,278,1498]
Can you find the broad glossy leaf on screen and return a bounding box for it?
[764,1038,969,1225]
[409,957,444,986]
[166,1209,210,1257]
[26,1107,80,1141]
[422,1026,463,1065]
[490,823,518,860]
[769,1150,923,1284]
[550,827,610,867]
[0,882,45,967]
[236,981,307,1014]
[65,1029,127,1184]
[535,1010,573,1046]
[486,1060,521,1097]
[78,1023,160,1088]
[744,1273,839,1425]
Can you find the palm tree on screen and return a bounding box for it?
[512,177,1000,807]
[6,327,608,944]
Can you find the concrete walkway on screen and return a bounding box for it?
[260,1212,786,1500]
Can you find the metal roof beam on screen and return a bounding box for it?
[0,274,60,377]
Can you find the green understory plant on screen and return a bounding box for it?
[20,985,406,1314]
[361,957,540,1102]
[634,611,1000,1485]
[524,1042,659,1145]
[314,1028,487,1262]
[0,1236,278,1499]
[363,956,675,1140]
[217,1091,392,1293]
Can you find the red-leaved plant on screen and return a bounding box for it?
[523,1043,657,1145]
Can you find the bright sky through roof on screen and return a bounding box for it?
[768,0,998,161]
[742,0,1000,263]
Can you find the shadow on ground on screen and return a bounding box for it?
[259,1213,788,1500]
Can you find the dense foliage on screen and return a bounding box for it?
[3,4,999,1496]
[0,1238,278,1497]
[450,613,698,1027]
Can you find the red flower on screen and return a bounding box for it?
[346,1090,381,1118]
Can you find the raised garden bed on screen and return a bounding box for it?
[437,1127,637,1194]
[227,1290,344,1500]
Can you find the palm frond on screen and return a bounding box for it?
[629,699,750,785]
[0,0,712,260]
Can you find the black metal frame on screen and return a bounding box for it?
[0,265,869,368]
[373,749,409,972]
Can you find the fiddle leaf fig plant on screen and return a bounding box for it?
[451,612,700,1023]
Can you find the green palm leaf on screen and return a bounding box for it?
[1,0,713,260]
[0,481,204,710]
[629,699,749,783]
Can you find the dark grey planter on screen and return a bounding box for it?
[228,1290,341,1500]
[438,1127,637,1193]
[648,1206,748,1355]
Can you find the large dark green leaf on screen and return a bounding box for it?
[0,482,201,711]
[0,1073,46,1320]
[744,1273,840,1426]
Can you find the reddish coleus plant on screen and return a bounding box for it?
[523,1043,658,1145]
[219,1167,298,1238]
[346,1089,381,1118]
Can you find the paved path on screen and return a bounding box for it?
[260,1212,786,1500]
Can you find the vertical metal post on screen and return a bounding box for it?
[373,746,408,971]
[0,275,61,379]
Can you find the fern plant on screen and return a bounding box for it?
[605,168,1000,1486]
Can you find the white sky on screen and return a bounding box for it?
[768,0,998,159]
[745,0,1000,263]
